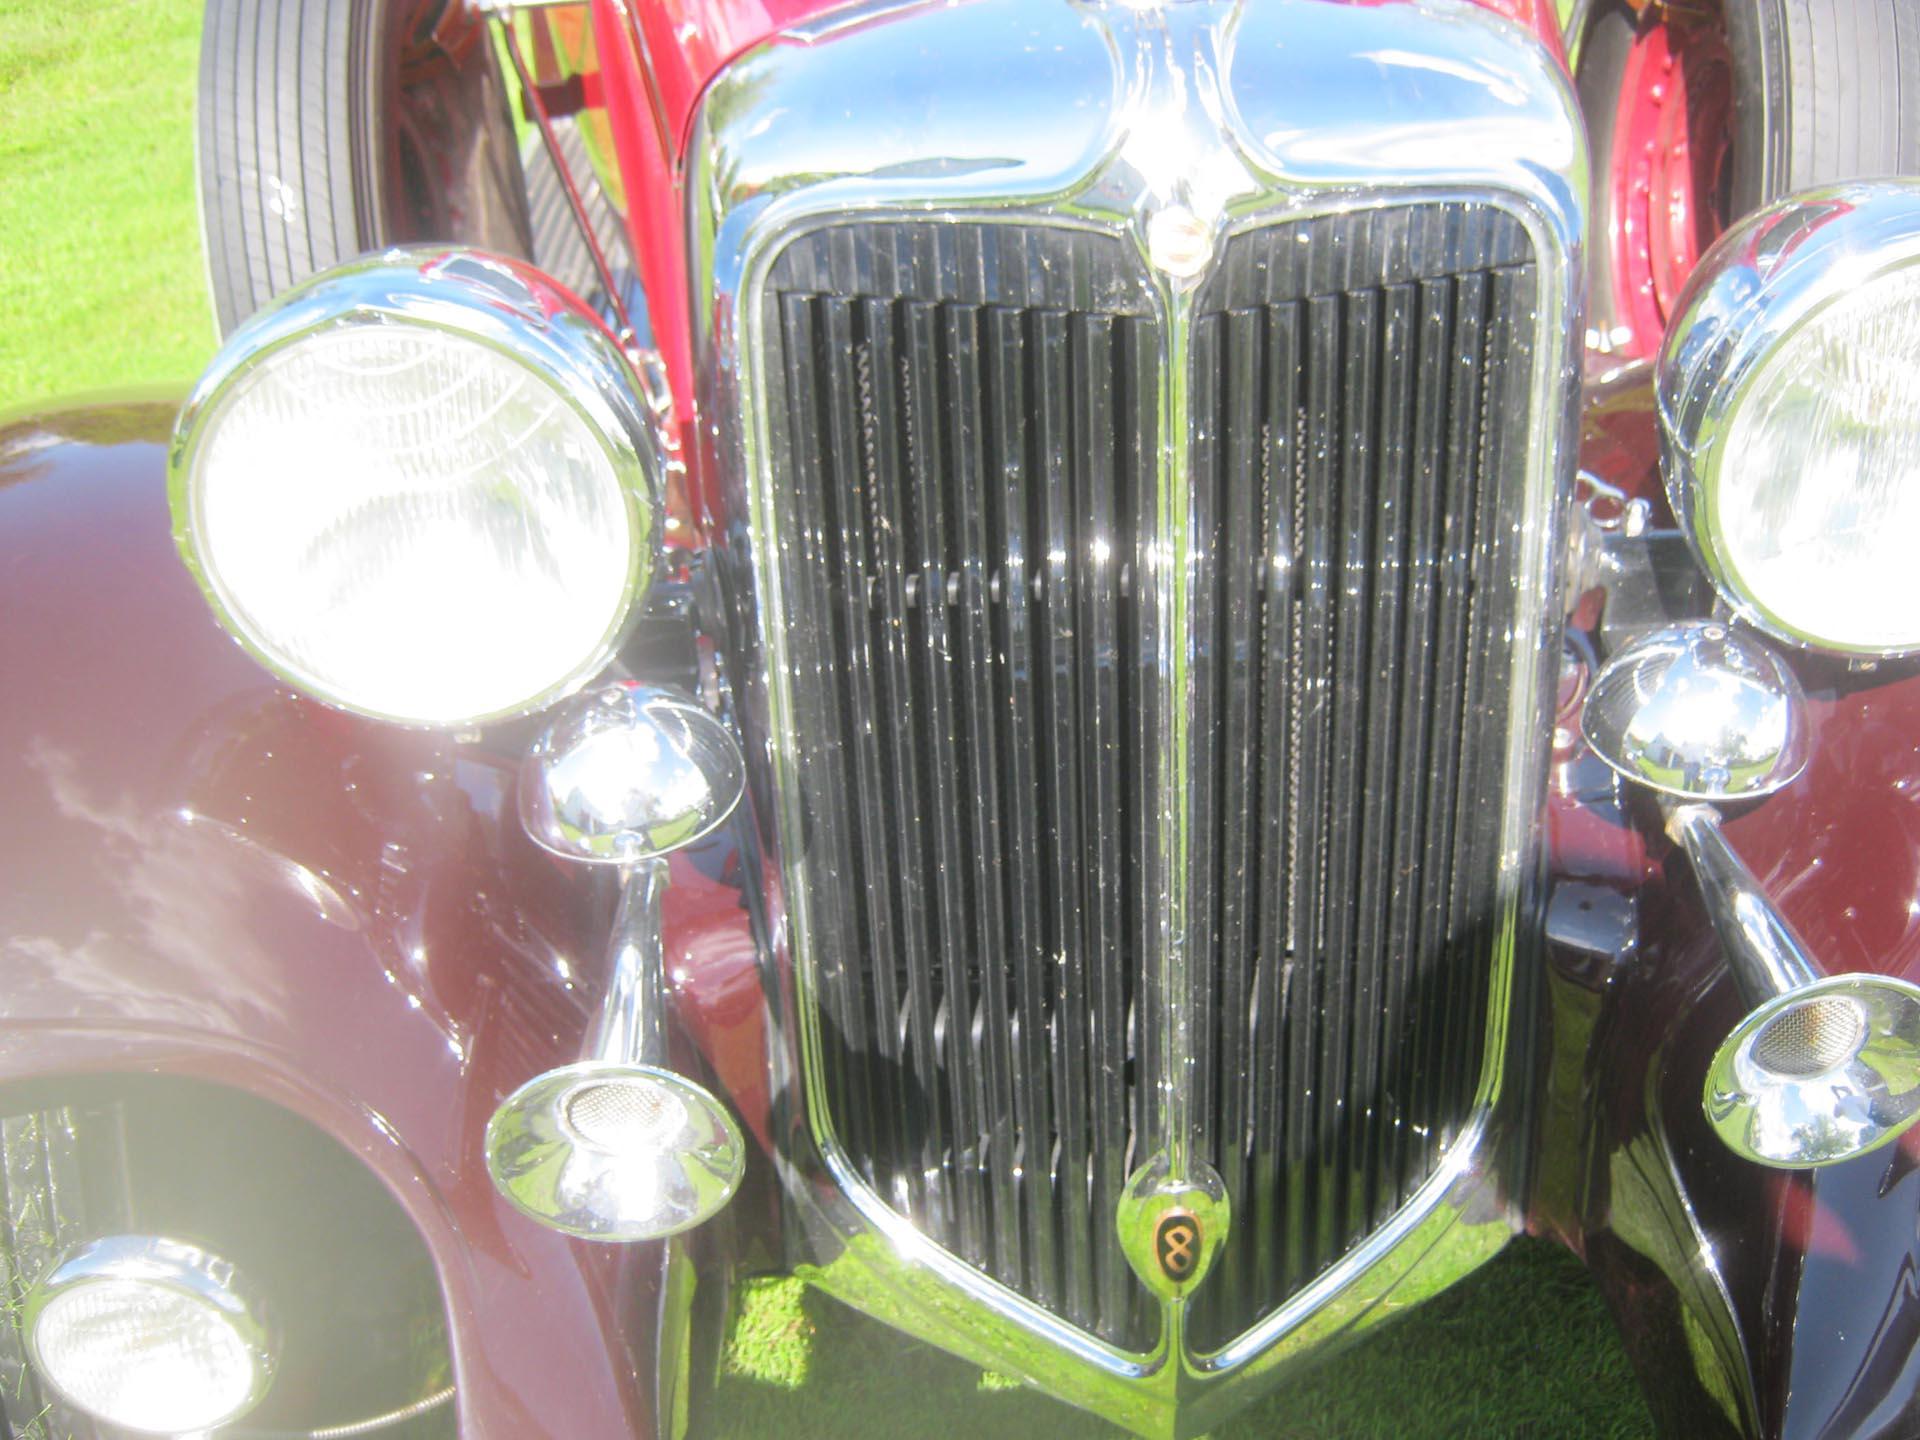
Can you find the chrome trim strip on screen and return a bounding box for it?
[691,1,1585,1432]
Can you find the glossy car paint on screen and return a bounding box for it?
[1528,367,1920,1438]
[0,404,767,1440]
[29,1,1920,1436]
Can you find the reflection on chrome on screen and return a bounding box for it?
[1581,621,1810,802]
[487,684,747,1240]
[689,0,1585,1431]
[1658,181,1920,656]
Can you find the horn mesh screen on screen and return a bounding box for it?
[1751,997,1868,1078]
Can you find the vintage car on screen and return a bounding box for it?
[6,0,1920,1436]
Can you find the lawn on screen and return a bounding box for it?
[0,1,1654,1435]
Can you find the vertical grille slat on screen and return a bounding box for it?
[759,206,1540,1353]
[1352,282,1417,1230]
[987,306,1059,1310]
[904,295,994,1270]
[1075,310,1137,1340]
[1248,300,1299,1306]
[1293,291,1341,1282]
[1034,306,1097,1331]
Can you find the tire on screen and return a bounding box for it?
[1580,0,1920,358]
[1576,0,1639,350]
[197,0,533,335]
[1725,0,1920,207]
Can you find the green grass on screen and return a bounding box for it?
[0,3,1656,1435]
[718,1240,1651,1439]
[0,0,213,407]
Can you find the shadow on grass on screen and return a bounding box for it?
[717,1238,1653,1439]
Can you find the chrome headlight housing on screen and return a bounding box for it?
[1659,182,1920,657]
[170,248,662,727]
[24,1235,276,1434]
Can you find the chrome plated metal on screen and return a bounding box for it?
[488,684,747,1240]
[485,1057,746,1240]
[519,683,746,865]
[1584,637,1920,1167]
[587,859,673,1066]
[1667,803,1822,999]
[169,247,663,729]
[1116,1158,1229,1304]
[23,1234,278,1433]
[1657,180,1920,656]
[468,0,582,14]
[302,1386,456,1440]
[1672,803,1920,1167]
[1581,621,1811,801]
[689,0,1585,1432]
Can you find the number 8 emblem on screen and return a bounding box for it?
[1154,1210,1201,1282]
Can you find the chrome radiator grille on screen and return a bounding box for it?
[757,207,1538,1349]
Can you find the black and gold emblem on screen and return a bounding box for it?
[1153,1210,1201,1283]
[1116,1157,1228,1300]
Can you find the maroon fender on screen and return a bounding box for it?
[1533,368,1920,1439]
[0,401,773,1440]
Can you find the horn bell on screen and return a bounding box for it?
[1705,974,1920,1168]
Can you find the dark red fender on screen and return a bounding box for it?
[0,402,768,1440]
[1533,370,1920,1439]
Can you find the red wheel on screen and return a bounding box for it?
[1582,0,1920,361]
[1610,11,1733,357]
[1581,2,1734,360]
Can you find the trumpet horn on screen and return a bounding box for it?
[1584,622,1920,1168]
[485,684,749,1239]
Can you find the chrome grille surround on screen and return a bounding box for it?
[690,2,1585,1434]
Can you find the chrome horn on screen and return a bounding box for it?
[1584,621,1920,1168]
[484,683,749,1238]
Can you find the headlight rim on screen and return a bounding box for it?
[1658,181,1920,659]
[22,1233,278,1435]
[169,246,665,730]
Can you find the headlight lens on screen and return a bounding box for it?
[1660,184,1920,656]
[1717,265,1920,651]
[24,1236,275,1435]
[173,249,661,726]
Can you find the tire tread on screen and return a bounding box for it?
[198,0,366,334]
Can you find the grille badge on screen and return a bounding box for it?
[1116,1154,1229,1302]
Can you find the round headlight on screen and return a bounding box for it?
[171,248,662,727]
[1659,182,1920,656]
[23,1235,275,1434]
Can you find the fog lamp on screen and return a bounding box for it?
[23,1235,275,1434]
[170,247,662,728]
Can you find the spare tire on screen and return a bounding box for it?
[197,0,533,335]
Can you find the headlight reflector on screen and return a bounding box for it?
[24,1236,275,1434]
[1659,183,1920,655]
[172,248,661,726]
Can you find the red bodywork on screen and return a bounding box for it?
[23,3,1920,1438]
[0,407,767,1440]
